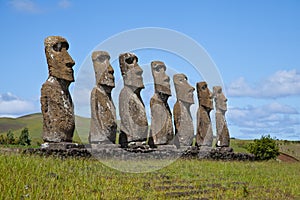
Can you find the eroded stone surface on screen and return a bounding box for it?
[213,86,230,147]
[149,61,173,146]
[196,82,213,147]
[41,36,75,142]
[89,51,117,144]
[173,74,195,147]
[118,53,148,147]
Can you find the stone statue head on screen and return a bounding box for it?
[197,82,213,110]
[173,73,195,104]
[213,86,227,112]
[119,52,144,90]
[151,61,171,96]
[44,36,75,82]
[92,51,115,90]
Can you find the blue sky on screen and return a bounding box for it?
[0,0,299,140]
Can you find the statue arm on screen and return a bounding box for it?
[173,102,181,133]
[41,83,52,133]
[90,88,102,129]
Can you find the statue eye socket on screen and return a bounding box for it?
[53,42,69,52]
[96,56,107,63]
[125,57,134,64]
[202,85,207,90]
[155,65,163,72]
[53,43,61,52]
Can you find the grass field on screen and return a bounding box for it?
[0,153,299,199]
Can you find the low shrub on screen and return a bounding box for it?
[247,135,279,160]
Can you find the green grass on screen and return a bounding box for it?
[0,154,299,199]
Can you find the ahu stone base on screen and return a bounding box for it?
[23,142,91,158]
[23,144,255,161]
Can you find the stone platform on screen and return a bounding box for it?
[23,143,255,161]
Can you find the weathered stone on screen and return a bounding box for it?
[118,53,148,147]
[40,142,85,150]
[156,144,177,150]
[196,82,213,147]
[149,61,173,146]
[90,143,120,150]
[41,36,75,142]
[89,51,117,144]
[213,86,230,147]
[173,74,195,147]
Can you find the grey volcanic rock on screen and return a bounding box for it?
[89,51,117,144]
[213,86,230,147]
[118,53,148,147]
[149,61,173,146]
[196,82,213,147]
[41,36,75,142]
[173,74,195,147]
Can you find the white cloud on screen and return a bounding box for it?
[227,102,300,139]
[0,92,37,117]
[58,0,71,9]
[227,69,300,98]
[9,0,42,13]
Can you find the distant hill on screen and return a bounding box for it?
[0,113,90,145]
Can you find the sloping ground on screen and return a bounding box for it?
[279,142,300,161]
[0,113,90,145]
[277,152,299,162]
[0,113,43,143]
[0,118,26,132]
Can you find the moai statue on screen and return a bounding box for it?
[41,36,75,142]
[149,61,173,146]
[196,82,213,147]
[173,74,195,147]
[118,53,148,147]
[213,86,230,147]
[89,51,117,144]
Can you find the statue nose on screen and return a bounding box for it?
[135,65,143,75]
[65,53,75,68]
[66,61,75,68]
[108,65,114,74]
[189,86,195,92]
[165,76,170,82]
[209,90,213,98]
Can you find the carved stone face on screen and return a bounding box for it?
[119,53,144,90]
[213,86,227,112]
[151,61,171,96]
[44,36,75,82]
[173,74,195,104]
[197,82,213,110]
[92,51,115,90]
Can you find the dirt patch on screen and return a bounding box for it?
[277,152,299,162]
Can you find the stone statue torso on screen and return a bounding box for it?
[119,86,148,142]
[196,106,213,147]
[150,93,173,145]
[215,111,230,147]
[173,100,194,146]
[89,87,117,144]
[41,76,75,142]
